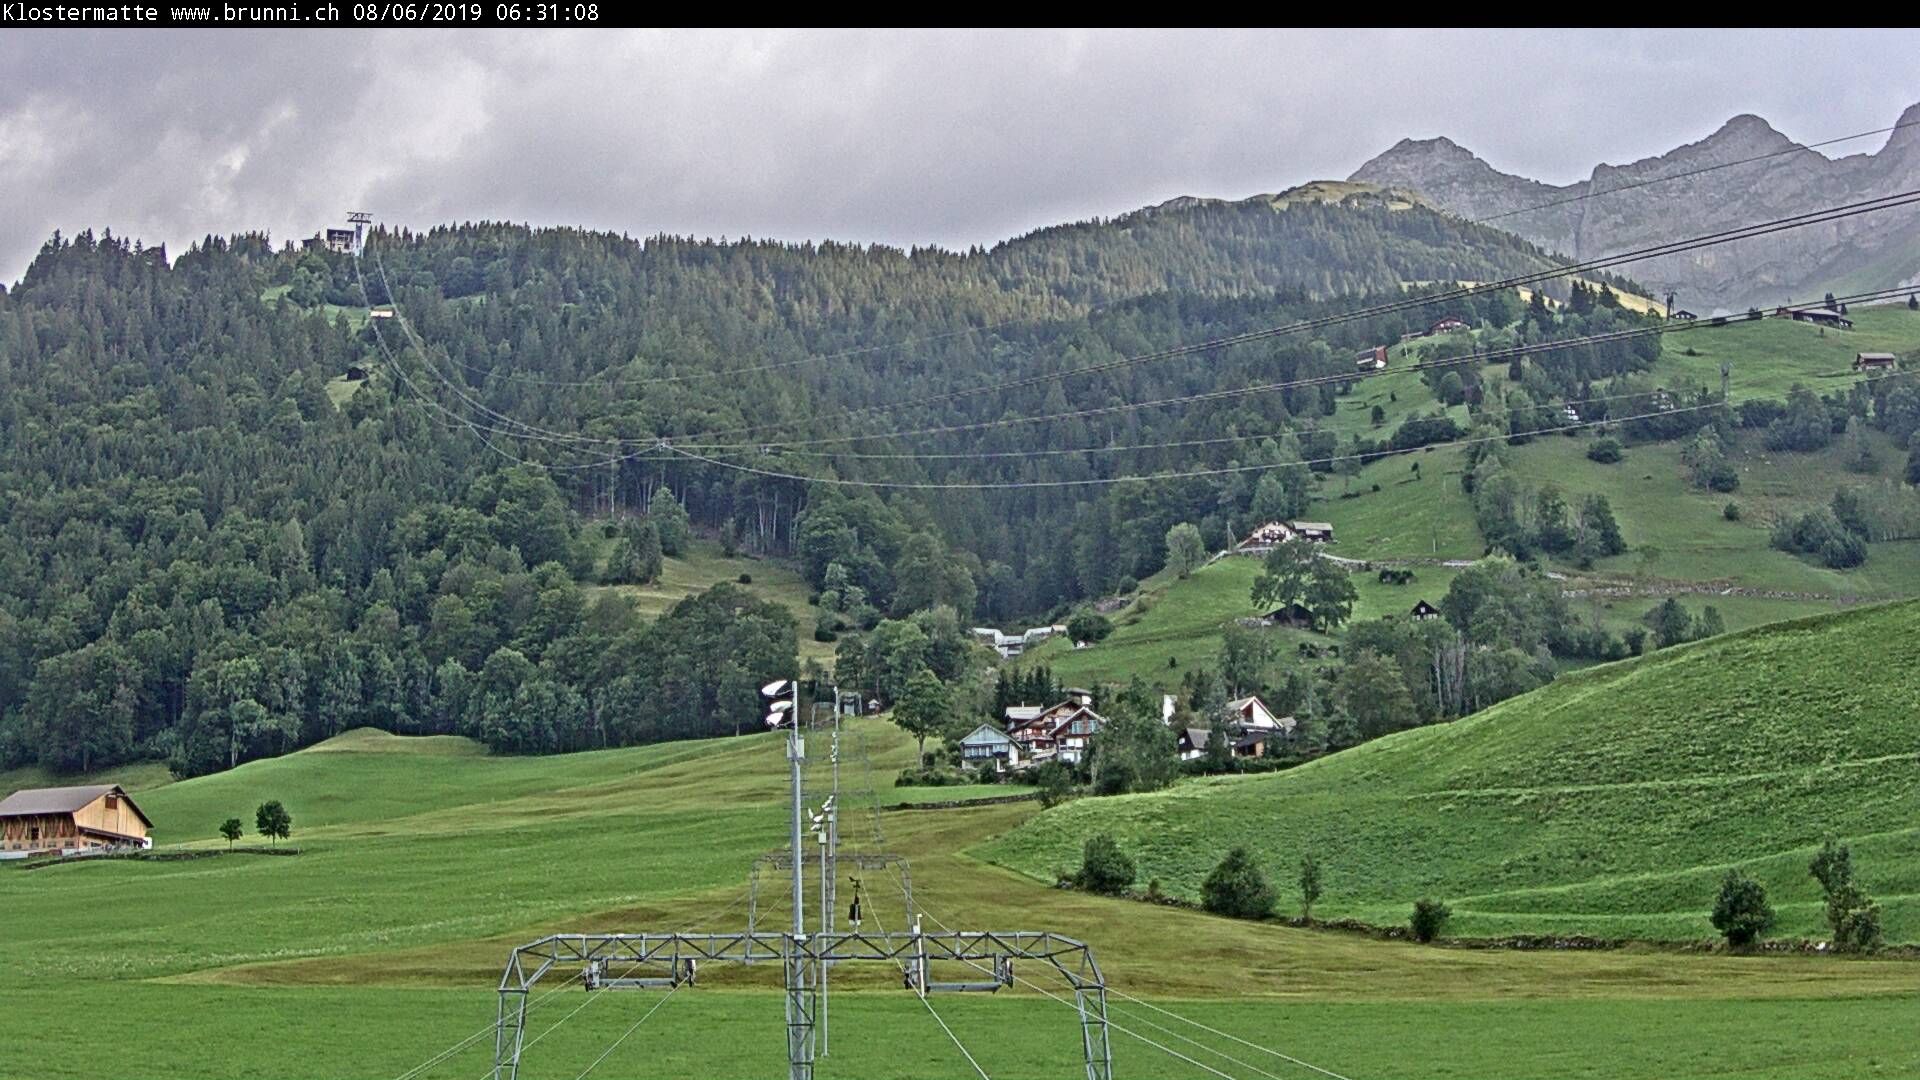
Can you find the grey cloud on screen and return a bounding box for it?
[3,27,1918,280]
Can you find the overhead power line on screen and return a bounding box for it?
[381,115,1920,393]
[658,372,1902,491]
[667,188,1920,445]
[673,283,1915,455]
[381,190,1920,459]
[917,992,994,1080]
[1471,116,1920,226]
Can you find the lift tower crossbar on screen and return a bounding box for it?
[490,931,1113,1080]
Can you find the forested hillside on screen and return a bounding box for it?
[0,198,1691,780]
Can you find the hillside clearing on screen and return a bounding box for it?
[982,600,1920,942]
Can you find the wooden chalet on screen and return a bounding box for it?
[1261,602,1315,628]
[0,785,153,859]
[1854,352,1899,372]
[1399,316,1470,344]
[1786,307,1853,329]
[1355,346,1389,372]
[1235,521,1296,554]
[1003,690,1104,766]
[1290,520,1335,543]
[1410,599,1442,621]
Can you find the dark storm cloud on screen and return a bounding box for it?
[3,28,1917,279]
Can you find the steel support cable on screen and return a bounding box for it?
[363,281,1917,468]
[668,188,1920,445]
[1103,1003,1305,1080]
[664,355,1920,491]
[359,193,1920,457]
[394,887,751,1080]
[1473,116,1920,226]
[569,981,682,1080]
[918,991,994,1080]
[469,953,659,1080]
[664,401,1729,489]
[684,281,1920,451]
[359,115,1920,392]
[392,968,598,1080]
[355,251,681,473]
[897,873,1365,1080]
[1105,990,1360,1080]
[887,869,1248,1080]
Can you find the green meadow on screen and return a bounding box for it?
[5,668,1919,1079]
[982,601,1920,943]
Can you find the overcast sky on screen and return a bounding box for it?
[3,28,1918,281]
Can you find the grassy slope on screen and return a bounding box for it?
[981,601,1920,942]
[588,539,831,664]
[4,712,1918,1078]
[1029,407,1919,688]
[1023,558,1460,689]
[1658,303,1920,400]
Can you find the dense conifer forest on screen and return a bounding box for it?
[0,197,1663,775]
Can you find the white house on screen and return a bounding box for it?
[974,623,1070,659]
[1169,694,1298,762]
[958,724,1021,772]
[1226,695,1288,732]
[1235,521,1296,554]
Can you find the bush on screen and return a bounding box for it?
[1811,839,1884,952]
[1409,898,1451,943]
[1200,847,1275,920]
[1722,502,1742,521]
[1030,761,1076,808]
[1066,611,1114,644]
[1116,576,1139,596]
[737,573,753,584]
[1074,833,1136,895]
[1771,508,1866,569]
[1585,437,1624,464]
[1709,870,1774,946]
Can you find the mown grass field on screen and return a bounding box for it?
[1023,558,1460,688]
[1111,319,1920,682]
[588,539,832,663]
[4,688,1919,1079]
[982,601,1920,944]
[1658,303,1920,400]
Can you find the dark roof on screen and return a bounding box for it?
[0,784,152,827]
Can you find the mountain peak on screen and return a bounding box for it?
[1884,101,1920,154]
[1369,135,1477,168]
[1343,103,1920,308]
[1694,112,1792,155]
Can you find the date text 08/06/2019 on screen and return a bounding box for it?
[2,1,604,22]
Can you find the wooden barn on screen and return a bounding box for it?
[1854,352,1899,372]
[1786,308,1852,329]
[1289,520,1335,543]
[0,784,153,859]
